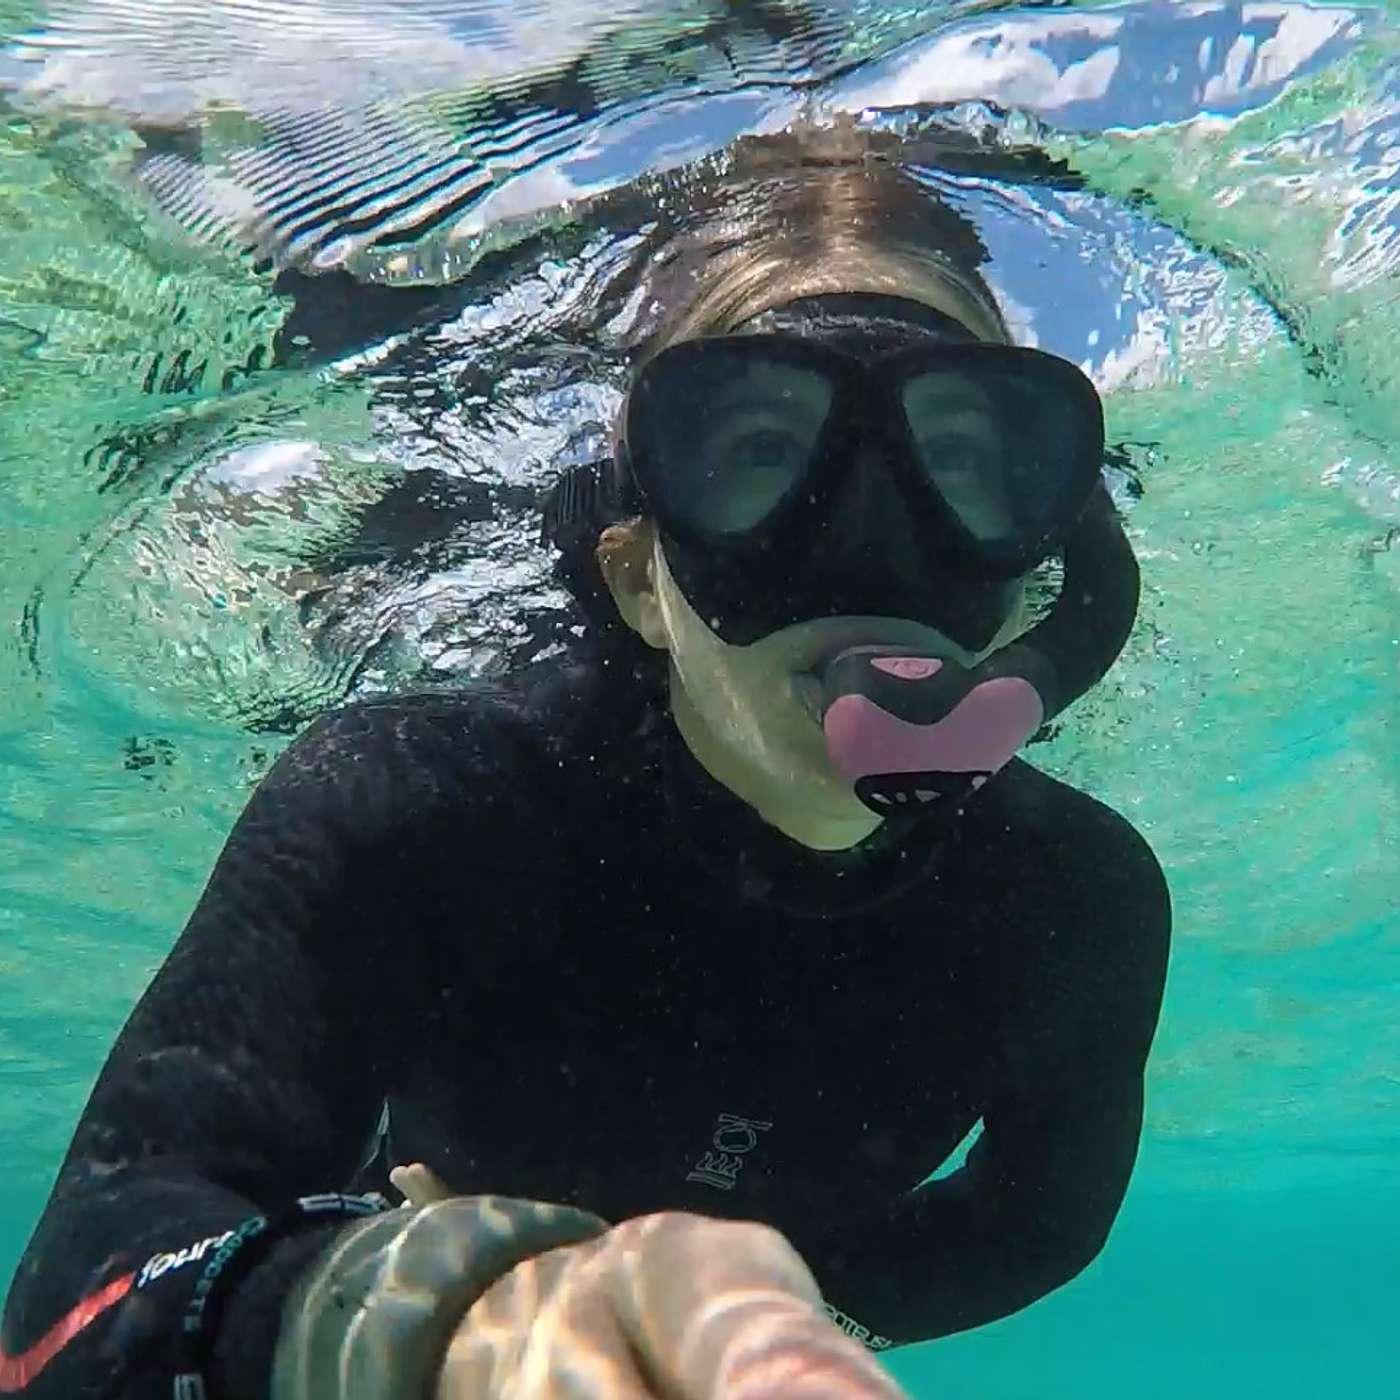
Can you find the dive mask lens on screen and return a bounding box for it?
[899,349,1104,567]
[627,339,835,536]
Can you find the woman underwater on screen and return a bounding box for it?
[1,129,1171,1400]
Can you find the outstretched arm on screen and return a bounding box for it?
[1,707,424,1399]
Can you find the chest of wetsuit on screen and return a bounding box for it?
[0,653,1170,1397]
[388,820,996,1241]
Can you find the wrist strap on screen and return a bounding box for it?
[171,1191,389,1400]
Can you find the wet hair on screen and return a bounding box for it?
[551,119,1012,649]
[632,121,1009,361]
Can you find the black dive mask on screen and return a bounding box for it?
[543,294,1139,814]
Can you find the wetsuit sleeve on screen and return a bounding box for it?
[818,799,1171,1346]
[0,707,426,1400]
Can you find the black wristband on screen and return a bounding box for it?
[170,1191,389,1400]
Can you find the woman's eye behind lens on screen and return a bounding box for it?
[686,412,816,531]
[915,432,1012,542]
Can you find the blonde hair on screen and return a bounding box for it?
[629,118,1010,361]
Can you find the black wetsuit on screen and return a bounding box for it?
[1,651,1170,1399]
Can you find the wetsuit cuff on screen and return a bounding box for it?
[210,1221,346,1399]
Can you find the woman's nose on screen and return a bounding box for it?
[827,442,923,561]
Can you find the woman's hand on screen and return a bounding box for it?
[431,1193,908,1400]
[270,1168,609,1400]
[274,1162,907,1400]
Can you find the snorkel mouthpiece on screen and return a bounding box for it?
[820,646,1045,814]
[813,486,1140,818]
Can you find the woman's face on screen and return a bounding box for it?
[600,285,1022,846]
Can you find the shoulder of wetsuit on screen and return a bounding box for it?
[261,650,641,841]
[957,762,1171,1077]
[962,759,1172,940]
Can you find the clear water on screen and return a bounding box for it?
[2,1,1398,1395]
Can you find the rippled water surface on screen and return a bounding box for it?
[1,2,1398,1394]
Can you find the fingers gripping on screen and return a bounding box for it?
[439,1243,657,1400]
[389,1163,450,1207]
[608,1216,905,1400]
[272,1190,608,1400]
[440,1214,906,1400]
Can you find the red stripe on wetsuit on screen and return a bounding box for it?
[0,1273,133,1392]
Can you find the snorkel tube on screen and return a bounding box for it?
[818,485,1139,813]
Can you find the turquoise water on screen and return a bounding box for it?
[2,1,1399,1395]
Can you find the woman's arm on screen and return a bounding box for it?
[1,706,427,1399]
[818,794,1171,1345]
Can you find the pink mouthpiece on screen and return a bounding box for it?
[824,676,1045,785]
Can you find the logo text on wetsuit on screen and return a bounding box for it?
[823,1302,893,1351]
[686,1112,772,1190]
[135,1231,234,1289]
